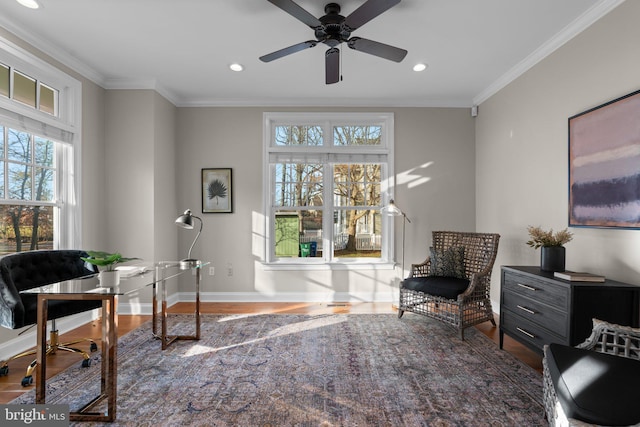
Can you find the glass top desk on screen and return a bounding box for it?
[20,260,207,422]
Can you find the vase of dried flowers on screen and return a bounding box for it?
[540,246,565,272]
[526,226,573,272]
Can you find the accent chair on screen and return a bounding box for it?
[397,231,500,339]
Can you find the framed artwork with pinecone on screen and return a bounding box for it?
[202,168,233,213]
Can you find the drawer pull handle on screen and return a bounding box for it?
[516,327,536,339]
[517,305,536,315]
[517,283,538,291]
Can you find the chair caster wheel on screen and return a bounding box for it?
[0,366,8,376]
[90,342,98,352]
[81,358,91,368]
[21,375,33,387]
[398,309,404,319]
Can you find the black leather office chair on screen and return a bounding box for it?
[0,250,102,386]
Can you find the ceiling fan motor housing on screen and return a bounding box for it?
[316,3,351,47]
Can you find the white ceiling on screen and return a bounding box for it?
[0,0,623,107]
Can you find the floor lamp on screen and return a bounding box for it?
[383,199,411,275]
[175,209,203,269]
[382,199,411,307]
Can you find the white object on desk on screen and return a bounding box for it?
[115,265,148,278]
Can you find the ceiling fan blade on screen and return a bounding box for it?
[343,0,401,31]
[267,0,322,28]
[325,48,340,84]
[347,37,407,62]
[260,40,318,62]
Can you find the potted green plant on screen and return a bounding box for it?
[526,226,573,272]
[81,251,139,287]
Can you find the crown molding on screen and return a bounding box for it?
[102,78,180,106]
[0,15,106,87]
[175,96,472,108]
[473,0,626,106]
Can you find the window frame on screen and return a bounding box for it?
[0,36,82,250]
[263,112,396,270]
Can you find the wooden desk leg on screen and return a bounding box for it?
[156,264,202,350]
[152,282,158,337]
[195,268,201,340]
[35,295,48,403]
[152,266,159,338]
[105,296,117,421]
[161,275,169,350]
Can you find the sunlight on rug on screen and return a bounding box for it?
[12,314,544,426]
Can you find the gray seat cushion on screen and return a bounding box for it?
[401,276,469,300]
[546,343,640,426]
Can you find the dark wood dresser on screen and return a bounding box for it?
[500,266,640,354]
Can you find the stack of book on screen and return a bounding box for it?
[553,271,605,282]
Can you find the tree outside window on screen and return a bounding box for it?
[0,126,56,254]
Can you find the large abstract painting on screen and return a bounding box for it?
[569,89,640,228]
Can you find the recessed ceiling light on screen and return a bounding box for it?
[229,63,244,72]
[16,0,40,9]
[413,63,427,72]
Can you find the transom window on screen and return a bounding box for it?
[0,62,58,116]
[264,112,395,267]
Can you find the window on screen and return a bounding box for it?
[0,125,58,252]
[0,64,8,98]
[0,37,81,254]
[264,112,395,267]
[0,62,59,116]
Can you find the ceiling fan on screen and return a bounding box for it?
[259,0,408,84]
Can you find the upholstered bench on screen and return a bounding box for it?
[543,319,640,426]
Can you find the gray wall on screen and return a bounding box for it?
[175,107,476,301]
[476,0,640,306]
[103,90,179,311]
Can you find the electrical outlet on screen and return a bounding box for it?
[209,267,215,276]
[227,263,233,277]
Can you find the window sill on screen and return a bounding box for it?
[261,261,396,271]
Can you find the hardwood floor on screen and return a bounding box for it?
[0,302,542,404]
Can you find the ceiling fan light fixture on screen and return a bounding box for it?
[413,63,427,72]
[229,63,244,72]
[16,0,40,9]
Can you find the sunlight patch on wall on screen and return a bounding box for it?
[252,210,266,259]
[397,161,433,189]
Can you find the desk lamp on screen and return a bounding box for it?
[175,209,203,269]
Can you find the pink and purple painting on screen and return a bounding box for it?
[569,89,640,228]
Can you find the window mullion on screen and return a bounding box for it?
[323,163,333,262]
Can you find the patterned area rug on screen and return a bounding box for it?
[13,314,544,426]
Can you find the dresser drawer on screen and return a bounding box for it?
[502,290,568,338]
[501,309,567,351]
[503,271,569,312]
[500,266,640,355]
